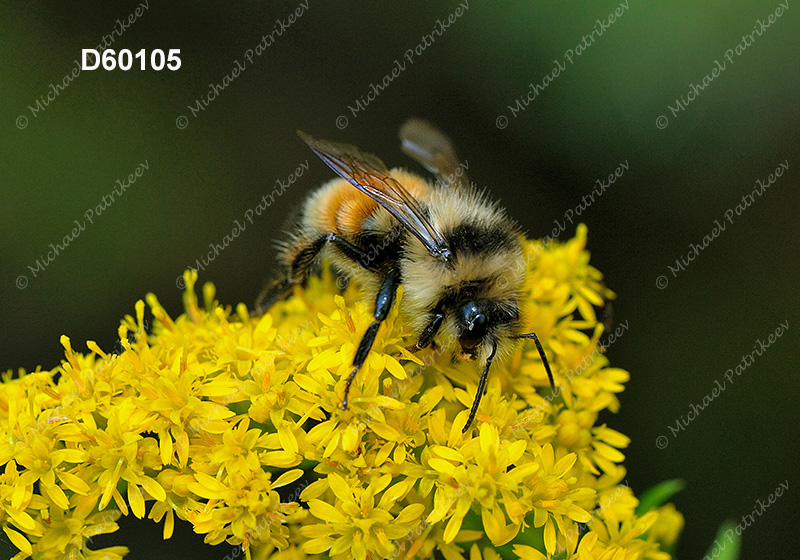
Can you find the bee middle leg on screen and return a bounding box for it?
[342,267,401,409]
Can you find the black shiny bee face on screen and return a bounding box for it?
[457,301,488,352]
[454,298,520,359]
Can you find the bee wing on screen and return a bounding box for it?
[298,130,451,261]
[399,118,469,190]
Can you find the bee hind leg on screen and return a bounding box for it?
[252,233,360,317]
[251,277,296,317]
[342,268,401,409]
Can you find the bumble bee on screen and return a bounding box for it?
[254,119,554,432]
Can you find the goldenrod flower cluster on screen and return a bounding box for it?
[1,225,683,559]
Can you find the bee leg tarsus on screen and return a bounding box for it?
[352,322,382,371]
[511,332,556,390]
[462,340,498,433]
[341,366,360,410]
[341,269,400,409]
[342,322,379,409]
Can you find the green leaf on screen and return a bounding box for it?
[702,520,741,560]
[635,479,685,515]
[228,400,250,415]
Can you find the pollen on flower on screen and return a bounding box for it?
[0,225,683,559]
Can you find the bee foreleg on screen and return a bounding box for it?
[342,268,400,409]
[408,312,444,352]
[463,339,498,433]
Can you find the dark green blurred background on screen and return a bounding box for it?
[2,1,798,558]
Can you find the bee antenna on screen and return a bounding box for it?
[511,332,555,390]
